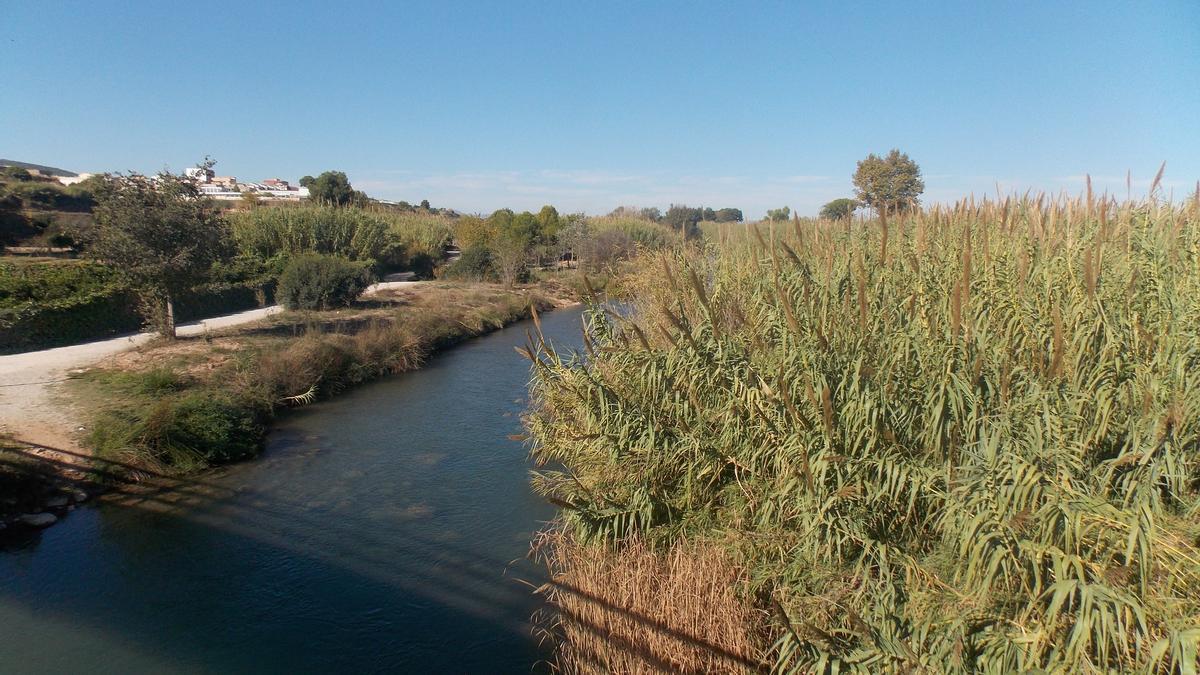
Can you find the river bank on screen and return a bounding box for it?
[1,279,577,536]
[0,304,588,671]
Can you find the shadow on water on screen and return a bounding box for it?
[0,306,759,673]
[0,446,556,673]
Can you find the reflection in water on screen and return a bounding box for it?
[0,306,586,673]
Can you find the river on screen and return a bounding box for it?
[0,306,585,673]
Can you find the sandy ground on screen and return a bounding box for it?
[0,281,420,453]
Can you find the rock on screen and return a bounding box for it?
[45,495,69,508]
[18,513,57,528]
[71,489,89,503]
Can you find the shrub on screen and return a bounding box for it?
[440,244,495,281]
[276,254,372,310]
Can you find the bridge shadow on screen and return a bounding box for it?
[0,442,765,672]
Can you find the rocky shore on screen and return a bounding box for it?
[0,443,97,539]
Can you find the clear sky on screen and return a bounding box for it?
[2,1,1197,218]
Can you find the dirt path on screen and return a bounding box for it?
[0,281,420,453]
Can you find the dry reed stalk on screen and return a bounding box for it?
[536,531,766,674]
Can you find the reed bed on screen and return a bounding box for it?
[585,216,684,250]
[228,205,453,265]
[526,192,1200,673]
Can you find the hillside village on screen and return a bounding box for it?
[183,166,310,201]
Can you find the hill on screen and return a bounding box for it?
[0,159,79,177]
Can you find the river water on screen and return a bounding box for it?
[0,306,585,673]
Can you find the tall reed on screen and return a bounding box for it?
[228,205,453,265]
[527,194,1200,673]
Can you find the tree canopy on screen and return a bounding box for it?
[766,206,791,222]
[714,207,743,222]
[85,163,232,337]
[852,149,925,213]
[663,205,704,237]
[819,198,859,220]
[308,171,355,206]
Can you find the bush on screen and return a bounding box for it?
[440,244,496,281]
[276,253,372,310]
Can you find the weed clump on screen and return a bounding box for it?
[91,392,263,472]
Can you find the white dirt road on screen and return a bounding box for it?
[0,281,419,452]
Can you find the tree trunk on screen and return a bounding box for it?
[164,293,177,339]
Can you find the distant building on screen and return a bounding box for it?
[181,168,310,201]
[57,173,96,186]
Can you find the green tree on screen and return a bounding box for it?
[298,175,315,188]
[766,206,791,222]
[852,149,925,213]
[85,163,232,337]
[505,211,541,248]
[663,204,702,237]
[714,207,743,222]
[819,198,859,220]
[536,205,561,239]
[308,171,354,206]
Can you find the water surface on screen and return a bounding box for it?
[0,306,585,673]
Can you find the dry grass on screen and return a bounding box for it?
[535,528,768,674]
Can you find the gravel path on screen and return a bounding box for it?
[0,281,420,452]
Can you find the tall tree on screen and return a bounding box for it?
[308,171,354,206]
[536,205,561,239]
[663,204,703,237]
[766,207,791,222]
[638,207,662,222]
[714,207,743,222]
[819,198,859,220]
[85,163,232,337]
[852,149,925,213]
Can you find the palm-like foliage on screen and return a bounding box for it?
[527,195,1200,673]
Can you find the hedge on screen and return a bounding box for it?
[0,278,277,354]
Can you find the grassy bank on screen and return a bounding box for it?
[72,281,568,476]
[526,196,1200,672]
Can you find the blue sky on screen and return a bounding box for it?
[2,1,1197,218]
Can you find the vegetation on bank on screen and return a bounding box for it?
[0,258,277,353]
[76,282,561,475]
[526,194,1200,672]
[228,204,454,278]
[1,199,456,351]
[443,207,686,285]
